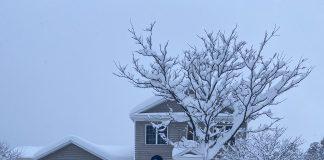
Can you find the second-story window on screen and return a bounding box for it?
[187,126,195,140]
[145,125,168,144]
[146,125,156,144]
[211,124,233,140]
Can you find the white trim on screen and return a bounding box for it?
[131,112,233,122]
[129,96,166,120]
[144,124,169,145]
[131,112,188,121]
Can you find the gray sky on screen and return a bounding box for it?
[0,0,323,149]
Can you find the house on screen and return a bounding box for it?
[17,136,132,160]
[130,96,234,160]
[17,96,234,160]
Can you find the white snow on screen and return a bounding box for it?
[172,146,203,160]
[95,145,133,160]
[129,96,165,117]
[17,135,132,160]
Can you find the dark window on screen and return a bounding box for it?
[227,137,235,145]
[146,125,168,144]
[146,125,156,144]
[187,126,194,140]
[211,124,233,140]
[157,126,167,144]
[151,155,163,160]
[225,125,232,131]
[216,125,223,131]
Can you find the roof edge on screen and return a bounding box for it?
[33,136,109,160]
[129,96,166,119]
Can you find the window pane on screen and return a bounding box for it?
[216,125,223,132]
[228,137,235,145]
[157,127,167,144]
[225,125,232,131]
[146,125,156,144]
[187,126,194,140]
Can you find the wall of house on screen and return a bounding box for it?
[142,101,184,113]
[135,121,187,160]
[39,144,102,160]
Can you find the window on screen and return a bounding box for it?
[211,124,233,140]
[225,125,232,131]
[187,126,195,140]
[146,125,156,144]
[145,125,168,144]
[151,155,163,160]
[157,126,167,144]
[227,137,235,145]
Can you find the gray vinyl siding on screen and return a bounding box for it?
[142,101,184,113]
[39,144,102,160]
[135,121,187,160]
[142,100,233,114]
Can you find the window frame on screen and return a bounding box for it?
[145,124,157,144]
[186,125,195,141]
[145,124,168,145]
[211,124,233,140]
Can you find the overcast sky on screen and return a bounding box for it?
[0,0,323,149]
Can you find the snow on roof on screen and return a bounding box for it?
[172,147,203,160]
[129,96,166,117]
[172,139,203,159]
[17,135,132,160]
[95,145,133,160]
[130,112,188,121]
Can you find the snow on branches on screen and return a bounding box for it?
[221,127,304,160]
[115,22,311,160]
[0,141,20,160]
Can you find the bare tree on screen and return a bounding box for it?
[0,141,20,160]
[115,22,311,160]
[221,127,304,160]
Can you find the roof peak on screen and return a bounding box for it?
[22,135,133,160]
[129,96,166,118]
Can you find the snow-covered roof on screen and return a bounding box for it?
[130,112,188,121]
[129,96,233,122]
[129,96,166,120]
[172,147,203,160]
[17,136,132,160]
[171,139,203,160]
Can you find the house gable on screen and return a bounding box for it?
[33,136,112,160]
[17,136,132,160]
[39,143,102,160]
[130,96,187,121]
[172,148,203,160]
[141,100,184,113]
